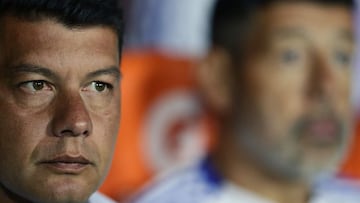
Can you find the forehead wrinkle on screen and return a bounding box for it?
[0,16,119,76]
[271,27,309,42]
[1,16,118,56]
[257,6,353,51]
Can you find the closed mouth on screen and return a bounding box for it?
[300,118,343,145]
[39,155,94,174]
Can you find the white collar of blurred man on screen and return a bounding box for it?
[197,0,355,202]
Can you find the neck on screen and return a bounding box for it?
[211,133,311,203]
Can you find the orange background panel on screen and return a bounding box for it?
[99,51,199,201]
[341,119,360,178]
[100,50,360,201]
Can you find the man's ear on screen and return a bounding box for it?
[196,47,234,115]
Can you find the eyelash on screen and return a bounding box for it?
[18,80,53,90]
[17,80,114,92]
[89,81,113,90]
[92,81,113,89]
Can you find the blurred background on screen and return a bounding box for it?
[99,0,360,201]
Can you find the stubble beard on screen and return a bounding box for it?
[234,117,351,185]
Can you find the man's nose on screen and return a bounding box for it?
[50,92,92,137]
[307,53,336,100]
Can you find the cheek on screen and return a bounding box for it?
[89,127,118,180]
[257,78,306,138]
[90,107,119,162]
[0,106,48,176]
[336,75,351,116]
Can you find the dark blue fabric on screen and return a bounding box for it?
[200,157,224,189]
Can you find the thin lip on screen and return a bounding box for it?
[301,117,338,128]
[306,119,339,129]
[39,155,93,165]
[302,119,342,140]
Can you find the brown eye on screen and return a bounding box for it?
[16,80,55,108]
[87,81,112,93]
[94,82,106,92]
[281,49,300,64]
[33,81,45,91]
[20,80,53,93]
[334,51,352,67]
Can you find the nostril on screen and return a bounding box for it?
[57,129,73,137]
[56,129,89,137]
[83,130,89,136]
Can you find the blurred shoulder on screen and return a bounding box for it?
[130,159,223,203]
[312,177,360,203]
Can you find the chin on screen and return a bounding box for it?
[35,189,91,203]
[30,177,97,203]
[298,157,342,184]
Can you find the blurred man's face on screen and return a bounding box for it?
[0,16,120,203]
[235,2,354,181]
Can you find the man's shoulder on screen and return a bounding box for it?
[131,161,222,203]
[89,192,116,203]
[312,177,360,203]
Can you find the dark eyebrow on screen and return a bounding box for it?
[85,66,121,81]
[10,64,60,81]
[9,63,121,83]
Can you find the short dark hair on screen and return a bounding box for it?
[0,0,124,52]
[211,0,354,54]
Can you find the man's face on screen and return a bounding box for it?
[0,16,120,203]
[234,2,354,181]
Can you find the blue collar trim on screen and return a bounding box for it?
[200,157,224,188]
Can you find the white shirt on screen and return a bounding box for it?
[131,158,360,203]
[205,182,275,203]
[89,192,116,203]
